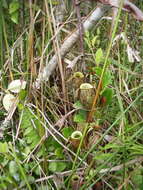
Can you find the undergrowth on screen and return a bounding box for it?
[0,0,143,190]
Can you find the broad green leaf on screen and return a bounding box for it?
[23,127,33,136]
[27,176,35,183]
[61,127,74,138]
[102,70,112,88]
[131,169,143,188]
[19,107,45,152]
[73,110,87,123]
[97,28,100,35]
[9,1,19,14]
[56,162,66,172]
[93,67,102,77]
[10,11,19,24]
[48,162,57,172]
[23,147,31,157]
[55,148,63,158]
[93,67,112,89]
[73,101,84,109]
[19,90,27,101]
[101,88,114,105]
[9,161,18,175]
[49,162,66,172]
[47,137,61,149]
[0,142,9,153]
[91,36,98,47]
[95,48,103,64]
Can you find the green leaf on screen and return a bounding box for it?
[20,107,44,150]
[91,36,98,47]
[73,101,84,109]
[131,169,143,188]
[101,88,114,105]
[9,161,18,175]
[47,136,61,150]
[93,66,101,76]
[55,148,63,158]
[0,142,9,153]
[23,127,33,136]
[49,162,57,172]
[19,90,27,101]
[73,110,87,123]
[23,147,31,157]
[27,176,35,184]
[93,67,112,89]
[102,143,120,150]
[62,127,74,138]
[49,162,66,172]
[57,162,66,172]
[95,48,103,65]
[94,153,113,161]
[85,31,90,38]
[10,11,19,24]
[9,1,19,14]
[102,70,112,89]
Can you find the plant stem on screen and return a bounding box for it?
[87,0,124,122]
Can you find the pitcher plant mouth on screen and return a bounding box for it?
[71,174,80,181]
[71,131,83,140]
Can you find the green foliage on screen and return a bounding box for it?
[1,0,8,8]
[46,136,61,151]
[55,147,64,158]
[0,142,9,153]
[9,160,17,175]
[91,36,98,47]
[131,168,143,189]
[94,152,114,161]
[73,101,84,109]
[49,162,67,172]
[101,88,114,105]
[62,127,74,138]
[95,48,104,65]
[9,1,19,14]
[19,106,45,150]
[73,110,87,123]
[9,0,20,24]
[84,31,99,50]
[93,67,113,89]
[1,0,143,189]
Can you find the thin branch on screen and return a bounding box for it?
[35,167,85,182]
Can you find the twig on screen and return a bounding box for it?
[35,167,85,182]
